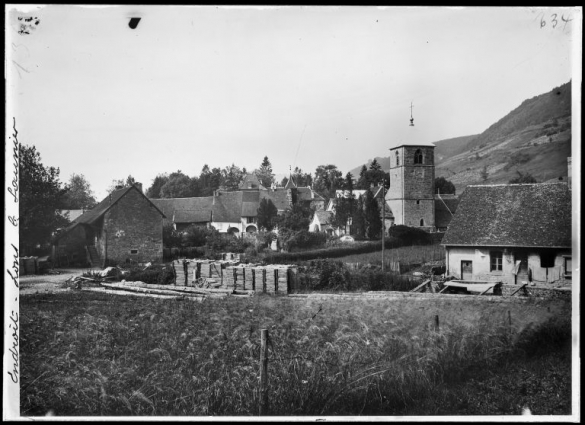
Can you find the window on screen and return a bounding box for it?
[420,218,424,226]
[130,249,138,254]
[490,250,503,271]
[395,151,400,166]
[414,149,423,164]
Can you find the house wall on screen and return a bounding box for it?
[212,221,243,234]
[445,246,572,285]
[104,189,163,263]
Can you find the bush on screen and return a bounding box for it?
[183,225,213,247]
[292,260,419,292]
[387,225,432,246]
[286,230,328,251]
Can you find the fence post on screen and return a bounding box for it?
[259,329,269,416]
[434,314,440,332]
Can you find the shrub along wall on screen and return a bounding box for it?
[262,234,434,265]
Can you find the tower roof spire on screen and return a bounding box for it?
[409,101,415,126]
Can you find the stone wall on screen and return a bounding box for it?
[104,188,163,264]
[501,284,572,301]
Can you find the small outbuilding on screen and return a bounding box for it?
[441,183,572,285]
[52,183,165,267]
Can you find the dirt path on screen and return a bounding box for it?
[19,268,101,295]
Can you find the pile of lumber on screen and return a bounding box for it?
[93,281,255,300]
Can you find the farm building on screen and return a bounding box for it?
[150,183,312,236]
[52,184,165,266]
[441,182,572,285]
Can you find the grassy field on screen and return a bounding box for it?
[20,291,571,417]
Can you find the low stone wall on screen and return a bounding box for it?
[501,284,572,301]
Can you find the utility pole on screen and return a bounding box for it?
[381,180,385,272]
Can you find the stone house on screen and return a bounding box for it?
[52,184,165,266]
[309,210,336,235]
[150,185,296,236]
[441,183,572,286]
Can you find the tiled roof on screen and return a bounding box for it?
[442,183,571,248]
[434,197,459,229]
[297,187,326,202]
[239,173,266,190]
[212,191,243,222]
[261,190,291,211]
[55,186,165,240]
[151,197,214,219]
[173,210,211,223]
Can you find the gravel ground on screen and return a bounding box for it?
[19,268,102,295]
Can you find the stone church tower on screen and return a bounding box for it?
[386,143,436,231]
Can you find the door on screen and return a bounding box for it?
[515,252,529,284]
[461,260,473,280]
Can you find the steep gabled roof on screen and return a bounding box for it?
[239,173,266,190]
[442,183,571,248]
[434,196,459,229]
[55,186,165,240]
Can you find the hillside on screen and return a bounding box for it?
[349,81,572,195]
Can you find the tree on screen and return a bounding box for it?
[162,222,182,248]
[509,171,538,184]
[367,160,386,187]
[62,173,97,209]
[352,195,367,238]
[257,198,279,231]
[221,164,245,191]
[281,167,313,188]
[332,173,356,233]
[435,177,456,195]
[313,164,343,199]
[369,158,382,171]
[276,203,313,232]
[364,189,382,239]
[356,165,368,189]
[106,175,136,194]
[159,170,197,198]
[255,156,275,188]
[146,173,170,198]
[19,144,69,254]
[199,165,222,196]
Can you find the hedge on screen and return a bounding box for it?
[262,232,434,264]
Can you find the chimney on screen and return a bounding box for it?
[115,185,124,190]
[134,182,143,193]
[568,157,572,189]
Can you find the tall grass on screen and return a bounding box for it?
[20,292,570,416]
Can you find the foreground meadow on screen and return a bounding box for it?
[20,291,571,417]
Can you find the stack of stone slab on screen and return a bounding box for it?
[169,259,296,294]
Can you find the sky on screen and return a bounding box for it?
[6,5,581,201]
